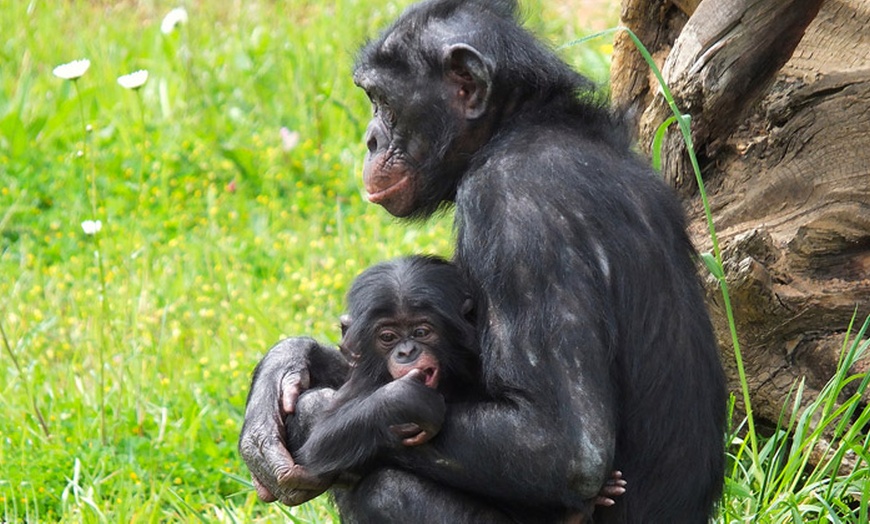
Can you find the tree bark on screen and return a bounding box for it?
[612,0,870,425]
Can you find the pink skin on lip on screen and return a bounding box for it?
[366,174,411,204]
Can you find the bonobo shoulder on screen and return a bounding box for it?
[467,127,608,184]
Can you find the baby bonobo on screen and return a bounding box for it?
[283,256,625,522]
[286,255,481,478]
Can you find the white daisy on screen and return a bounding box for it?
[161,7,189,34]
[117,70,149,90]
[53,59,90,80]
[81,220,102,235]
[280,127,300,151]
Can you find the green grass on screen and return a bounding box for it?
[1,0,867,522]
[0,1,456,521]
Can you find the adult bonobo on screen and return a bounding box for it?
[239,0,727,522]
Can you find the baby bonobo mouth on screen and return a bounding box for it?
[419,365,439,389]
[397,364,440,390]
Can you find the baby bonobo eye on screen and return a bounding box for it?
[378,330,398,345]
[412,326,431,338]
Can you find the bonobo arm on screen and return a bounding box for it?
[238,337,350,505]
[381,169,619,512]
[295,375,446,477]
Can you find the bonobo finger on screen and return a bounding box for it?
[403,368,426,383]
[595,488,627,507]
[239,430,286,496]
[390,423,436,446]
[278,464,334,493]
[390,422,423,439]
[253,476,278,503]
[250,447,332,505]
[239,430,319,504]
[595,495,616,507]
[603,470,627,490]
[402,430,434,446]
[594,471,627,507]
[281,369,311,414]
[279,487,329,507]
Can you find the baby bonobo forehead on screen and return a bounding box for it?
[373,310,435,329]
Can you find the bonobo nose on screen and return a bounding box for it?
[395,343,421,364]
[364,120,388,155]
[366,132,378,154]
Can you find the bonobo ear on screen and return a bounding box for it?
[443,43,492,120]
[339,314,352,338]
[461,298,475,321]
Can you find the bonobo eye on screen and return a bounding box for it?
[366,91,397,126]
[412,326,431,338]
[376,103,397,126]
[378,330,398,345]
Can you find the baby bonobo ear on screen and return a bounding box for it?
[339,314,352,338]
[338,314,360,366]
[461,298,474,321]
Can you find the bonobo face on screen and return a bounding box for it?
[375,317,442,389]
[353,12,496,218]
[341,256,479,394]
[354,74,428,218]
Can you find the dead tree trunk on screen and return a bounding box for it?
[611,0,870,425]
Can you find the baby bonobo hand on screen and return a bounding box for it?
[388,368,445,446]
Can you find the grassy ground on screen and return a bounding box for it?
[0,1,610,521]
[1,1,868,523]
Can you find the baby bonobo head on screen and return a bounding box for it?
[339,255,479,399]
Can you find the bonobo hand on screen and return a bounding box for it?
[238,337,348,505]
[595,470,627,507]
[379,370,447,447]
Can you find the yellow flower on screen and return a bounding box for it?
[53,59,90,80]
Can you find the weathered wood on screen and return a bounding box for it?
[642,0,824,192]
[613,0,870,424]
[611,0,685,133]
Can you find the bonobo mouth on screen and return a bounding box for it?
[420,366,439,389]
[365,174,411,206]
[398,365,441,389]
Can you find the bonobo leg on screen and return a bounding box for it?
[286,372,619,523]
[285,388,336,452]
[333,468,521,524]
[333,469,612,524]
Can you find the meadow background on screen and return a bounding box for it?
[3,0,869,522]
[0,0,611,521]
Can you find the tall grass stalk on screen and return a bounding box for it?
[135,88,148,197]
[562,25,759,462]
[0,319,50,437]
[722,314,870,521]
[62,68,109,445]
[93,230,109,446]
[564,26,870,521]
[69,72,110,446]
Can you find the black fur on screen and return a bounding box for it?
[241,1,726,522]
[351,1,727,521]
[287,256,480,490]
